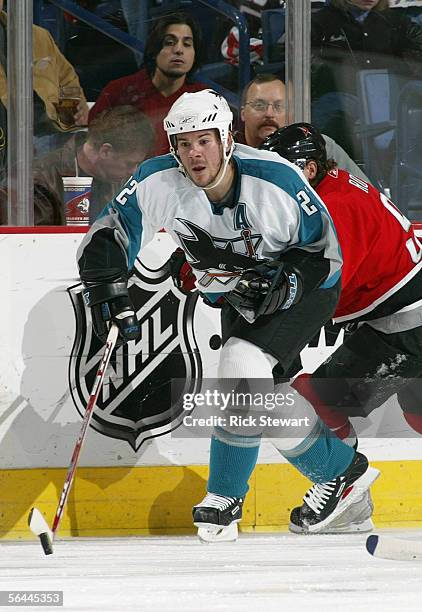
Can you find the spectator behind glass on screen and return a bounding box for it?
[237,73,370,181]
[63,1,138,101]
[25,106,154,226]
[0,0,89,157]
[311,0,422,155]
[89,12,207,157]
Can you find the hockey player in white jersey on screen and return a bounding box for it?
[77,89,379,541]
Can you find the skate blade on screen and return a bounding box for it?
[305,492,374,534]
[195,522,239,543]
[325,518,374,533]
[307,467,380,534]
[289,518,374,535]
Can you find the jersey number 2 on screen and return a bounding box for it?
[115,178,138,206]
[297,190,318,216]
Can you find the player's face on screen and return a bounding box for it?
[176,130,224,187]
[348,0,379,9]
[155,24,195,79]
[96,146,145,181]
[241,80,287,148]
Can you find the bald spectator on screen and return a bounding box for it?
[89,12,207,157]
[237,73,370,182]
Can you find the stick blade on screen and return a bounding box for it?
[366,534,422,561]
[28,507,54,555]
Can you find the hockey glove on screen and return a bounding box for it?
[167,248,196,293]
[81,269,140,346]
[228,260,303,317]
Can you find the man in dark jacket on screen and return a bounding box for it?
[312,0,422,98]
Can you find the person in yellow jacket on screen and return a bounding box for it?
[0,0,88,152]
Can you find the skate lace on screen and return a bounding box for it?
[197,493,238,511]
[303,480,337,514]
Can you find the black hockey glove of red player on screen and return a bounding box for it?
[81,269,140,346]
[228,260,303,317]
[167,248,197,293]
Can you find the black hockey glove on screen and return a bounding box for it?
[166,248,196,293]
[81,269,140,346]
[228,260,303,317]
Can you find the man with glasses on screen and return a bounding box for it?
[237,73,370,182]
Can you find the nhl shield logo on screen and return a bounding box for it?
[68,258,202,450]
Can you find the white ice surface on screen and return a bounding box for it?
[1,530,421,612]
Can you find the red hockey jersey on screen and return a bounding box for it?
[317,169,422,321]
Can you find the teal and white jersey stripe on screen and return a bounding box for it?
[77,144,342,293]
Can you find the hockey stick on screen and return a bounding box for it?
[28,323,119,555]
[366,534,422,561]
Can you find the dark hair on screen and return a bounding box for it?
[88,105,155,155]
[241,73,285,106]
[330,0,389,12]
[143,12,203,80]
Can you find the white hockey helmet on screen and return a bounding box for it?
[164,89,233,159]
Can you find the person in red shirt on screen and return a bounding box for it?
[89,12,207,157]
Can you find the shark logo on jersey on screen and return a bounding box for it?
[175,219,264,288]
[68,259,202,450]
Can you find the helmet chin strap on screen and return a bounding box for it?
[202,140,235,192]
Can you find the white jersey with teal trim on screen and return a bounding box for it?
[78,143,342,295]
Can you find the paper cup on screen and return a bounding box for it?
[63,176,92,226]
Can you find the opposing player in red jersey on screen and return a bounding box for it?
[261,123,422,532]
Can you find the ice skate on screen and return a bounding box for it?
[289,490,374,534]
[193,493,244,542]
[289,452,379,534]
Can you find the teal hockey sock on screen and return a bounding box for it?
[280,420,355,483]
[207,429,260,498]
